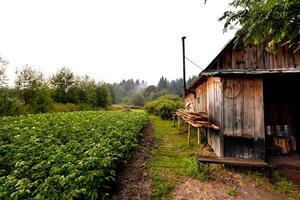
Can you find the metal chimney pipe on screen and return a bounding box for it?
[182,36,187,95]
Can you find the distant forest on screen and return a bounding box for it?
[109,76,196,105]
[0,57,197,116]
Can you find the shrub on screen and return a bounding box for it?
[130,94,145,107]
[0,89,24,116]
[156,100,177,119]
[144,95,183,119]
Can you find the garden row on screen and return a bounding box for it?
[0,111,147,199]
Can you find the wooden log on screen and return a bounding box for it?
[188,123,191,146]
[197,128,201,145]
[173,115,176,127]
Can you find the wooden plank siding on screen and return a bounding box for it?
[196,77,224,157]
[207,43,300,72]
[222,77,265,159]
[187,77,265,158]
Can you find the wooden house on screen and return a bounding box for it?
[185,40,300,159]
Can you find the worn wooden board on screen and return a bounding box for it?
[253,78,264,139]
[222,78,264,138]
[243,79,255,137]
[234,78,243,136]
[198,156,269,167]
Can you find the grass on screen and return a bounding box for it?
[186,158,215,181]
[248,169,300,200]
[149,116,207,199]
[148,115,300,199]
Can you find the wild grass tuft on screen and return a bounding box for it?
[185,157,215,181]
[151,172,174,199]
[226,187,237,196]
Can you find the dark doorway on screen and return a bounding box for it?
[263,74,300,155]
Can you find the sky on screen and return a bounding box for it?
[0,0,235,86]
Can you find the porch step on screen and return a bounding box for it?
[198,156,269,168]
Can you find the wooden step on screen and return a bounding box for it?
[198,156,269,168]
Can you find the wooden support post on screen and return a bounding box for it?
[188,123,191,146]
[173,115,176,127]
[177,117,181,134]
[183,121,186,133]
[197,128,201,145]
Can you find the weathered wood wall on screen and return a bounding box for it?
[209,43,300,71]
[186,76,265,158]
[222,77,265,159]
[194,77,224,157]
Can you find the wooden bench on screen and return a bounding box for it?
[198,156,269,168]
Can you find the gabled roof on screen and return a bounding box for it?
[186,37,300,92]
[186,38,234,91]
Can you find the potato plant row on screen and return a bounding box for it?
[0,111,148,199]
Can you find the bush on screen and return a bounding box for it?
[130,94,145,107]
[0,97,21,116]
[0,89,23,116]
[144,95,184,119]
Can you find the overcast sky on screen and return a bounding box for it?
[0,0,234,86]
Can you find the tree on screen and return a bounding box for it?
[95,84,112,108]
[157,76,169,91]
[0,57,8,88]
[15,65,52,113]
[50,67,75,103]
[216,0,300,52]
[15,65,44,104]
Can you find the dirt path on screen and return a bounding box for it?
[172,177,287,200]
[111,117,297,200]
[110,122,155,200]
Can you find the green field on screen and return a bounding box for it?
[0,111,147,200]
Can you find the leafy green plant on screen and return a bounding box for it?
[151,173,174,199]
[226,187,237,197]
[0,111,147,199]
